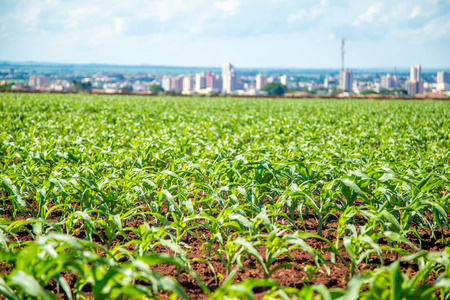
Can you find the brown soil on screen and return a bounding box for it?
[1,205,449,299]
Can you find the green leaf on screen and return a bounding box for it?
[341,179,369,202]
[10,271,58,300]
[0,277,19,300]
[229,214,255,231]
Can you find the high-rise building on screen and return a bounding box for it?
[182,75,194,91]
[255,73,266,90]
[339,69,353,91]
[406,81,423,95]
[29,76,37,87]
[324,77,329,88]
[380,74,396,90]
[162,75,172,91]
[436,71,450,91]
[171,76,183,91]
[410,64,422,82]
[437,71,450,84]
[407,64,423,95]
[213,75,222,90]
[206,71,215,88]
[236,77,244,90]
[280,75,289,87]
[222,62,236,94]
[195,73,206,91]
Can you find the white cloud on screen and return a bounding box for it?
[114,17,127,34]
[215,0,241,16]
[287,10,306,22]
[287,0,328,23]
[0,0,449,67]
[311,0,329,19]
[352,2,382,26]
[392,14,450,43]
[409,5,421,19]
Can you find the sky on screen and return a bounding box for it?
[0,0,449,69]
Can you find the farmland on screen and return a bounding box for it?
[0,93,449,299]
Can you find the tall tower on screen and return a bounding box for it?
[339,38,353,91]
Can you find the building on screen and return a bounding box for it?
[171,76,183,91]
[339,69,353,92]
[29,76,50,88]
[380,74,396,90]
[437,71,450,84]
[182,75,194,92]
[213,75,222,90]
[407,64,423,95]
[255,73,266,90]
[410,64,422,82]
[406,81,424,95]
[280,75,289,87]
[205,71,215,88]
[235,77,245,90]
[436,71,450,91]
[195,73,206,91]
[162,75,172,91]
[222,62,236,94]
[236,89,269,96]
[266,76,279,84]
[324,76,337,89]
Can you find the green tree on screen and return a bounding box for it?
[360,90,378,95]
[0,84,12,92]
[119,85,133,93]
[392,88,407,96]
[150,84,164,93]
[261,82,288,95]
[329,88,343,96]
[72,80,92,92]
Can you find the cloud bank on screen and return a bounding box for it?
[0,0,449,68]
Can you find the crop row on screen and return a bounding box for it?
[0,94,449,299]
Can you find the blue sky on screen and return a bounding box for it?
[0,0,449,68]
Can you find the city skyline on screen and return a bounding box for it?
[1,0,449,69]
[4,60,450,97]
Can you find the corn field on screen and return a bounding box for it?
[0,93,449,299]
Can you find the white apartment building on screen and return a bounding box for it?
[222,62,236,94]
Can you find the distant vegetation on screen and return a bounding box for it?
[118,85,133,93]
[149,84,164,93]
[261,82,288,95]
[0,84,12,92]
[360,90,378,95]
[71,79,92,92]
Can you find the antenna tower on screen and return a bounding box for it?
[341,38,345,70]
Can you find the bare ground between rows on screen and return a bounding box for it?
[1,208,449,299]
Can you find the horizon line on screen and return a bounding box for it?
[1,60,450,72]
